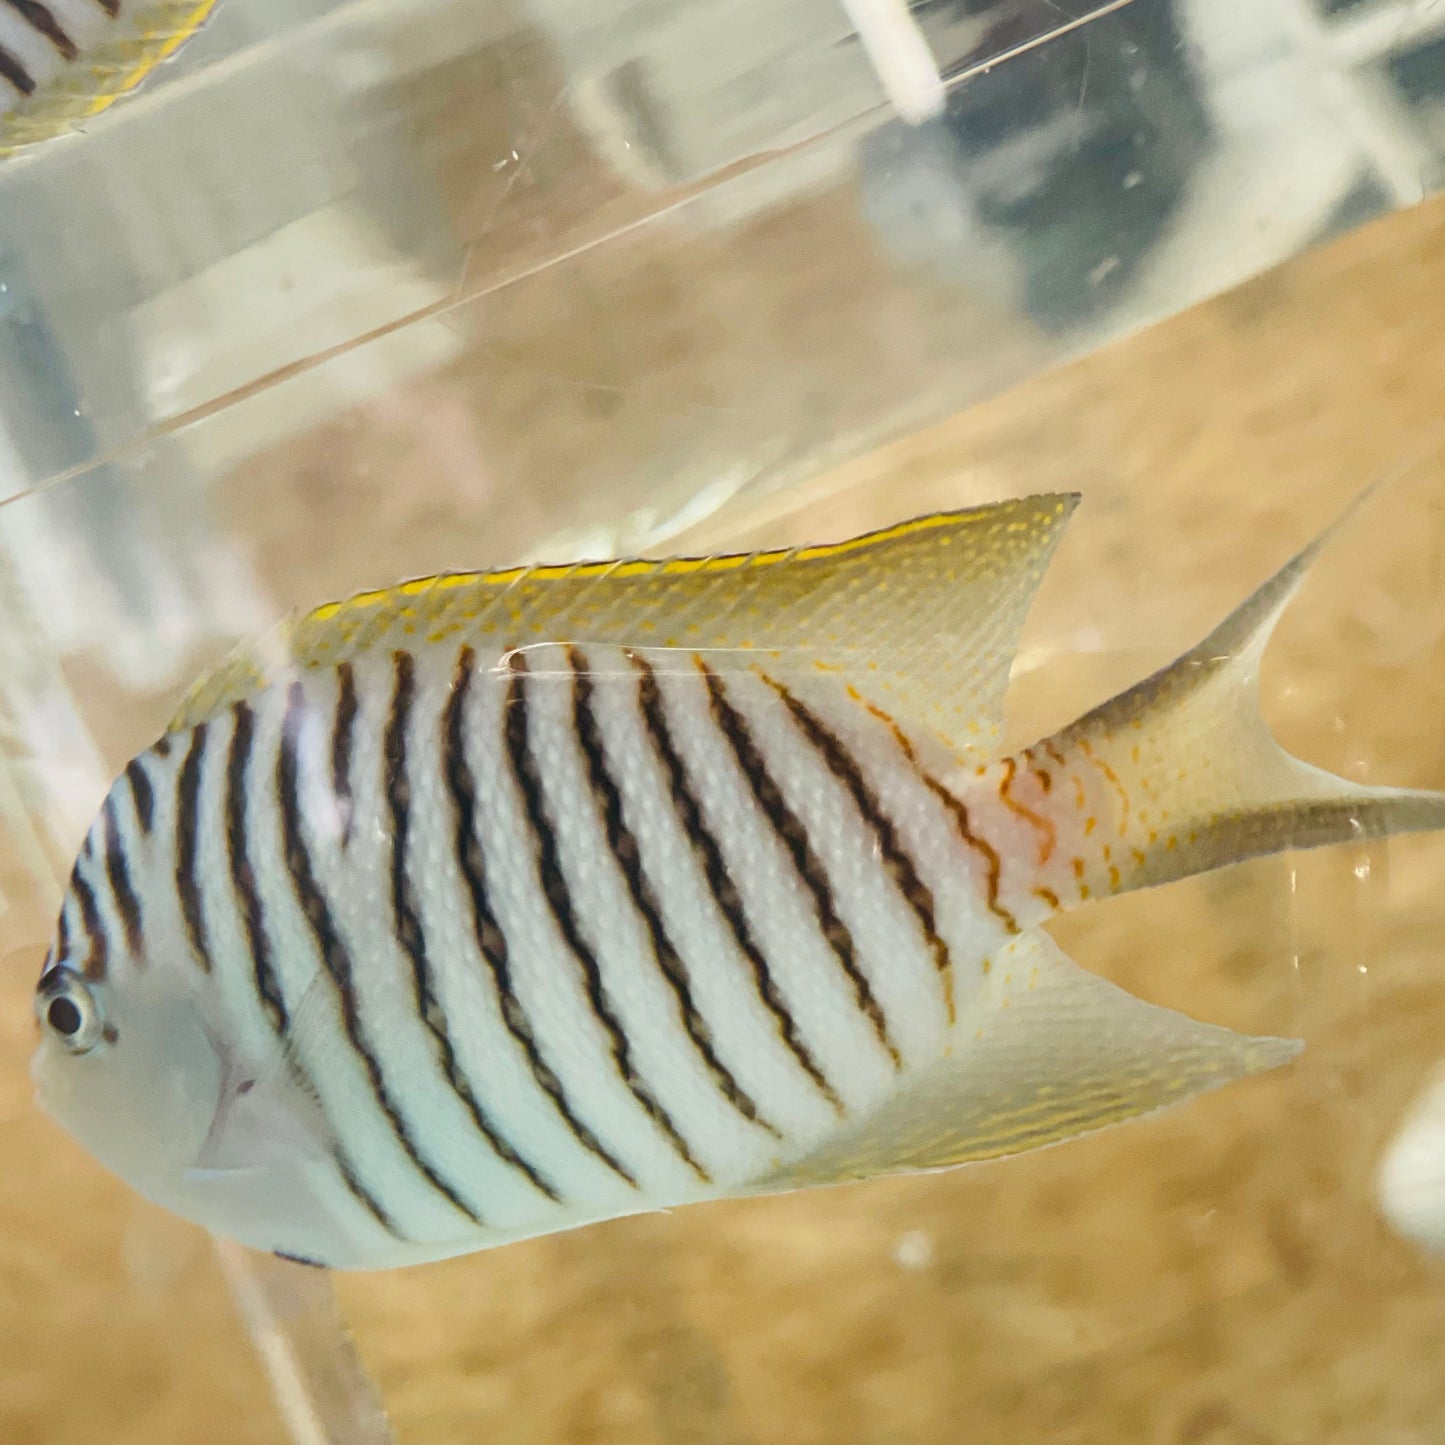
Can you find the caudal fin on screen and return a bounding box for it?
[1042,493,1445,902]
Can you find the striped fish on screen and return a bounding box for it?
[0,0,219,156]
[30,493,1445,1271]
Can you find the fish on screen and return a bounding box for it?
[0,0,220,157]
[28,492,1445,1271]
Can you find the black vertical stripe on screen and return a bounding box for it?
[226,704,286,1028]
[262,1049,402,1238]
[504,649,710,1183]
[384,651,563,1204]
[273,1251,325,1269]
[126,757,155,835]
[444,646,639,1188]
[102,792,143,955]
[339,1165,403,1237]
[54,903,71,966]
[696,659,902,1069]
[630,651,844,1115]
[92,0,119,16]
[0,45,36,96]
[883,725,1020,935]
[331,662,357,847]
[3,1,77,60]
[223,710,400,1240]
[174,724,213,974]
[68,865,109,981]
[568,646,781,1139]
[762,676,956,1022]
[277,680,487,1227]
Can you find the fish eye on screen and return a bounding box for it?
[35,968,105,1056]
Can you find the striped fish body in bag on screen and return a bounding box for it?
[1,0,219,156]
[31,494,1445,1270]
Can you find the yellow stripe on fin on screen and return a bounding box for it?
[1,0,221,156]
[750,929,1298,1193]
[168,493,1078,753]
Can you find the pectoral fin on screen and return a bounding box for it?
[754,930,1299,1192]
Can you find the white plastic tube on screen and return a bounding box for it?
[839,0,945,124]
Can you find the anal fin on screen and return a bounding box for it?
[754,931,1298,1192]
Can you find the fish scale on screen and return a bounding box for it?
[31,493,1445,1270]
[596,649,848,1133]
[435,647,642,1201]
[647,652,908,1117]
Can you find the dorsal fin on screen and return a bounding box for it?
[167,494,1078,752]
[2,0,221,156]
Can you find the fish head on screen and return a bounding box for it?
[31,947,390,1268]
[32,945,223,1210]
[29,744,387,1270]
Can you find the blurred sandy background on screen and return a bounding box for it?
[3,163,1445,1445]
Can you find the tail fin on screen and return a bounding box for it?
[1043,493,1445,901]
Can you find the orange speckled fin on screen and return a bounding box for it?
[751,929,1298,1192]
[1,0,221,157]
[168,493,1078,752]
[1041,489,1445,903]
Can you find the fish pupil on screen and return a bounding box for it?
[47,997,82,1037]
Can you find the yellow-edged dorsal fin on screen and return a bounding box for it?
[2,0,221,157]
[751,929,1299,1192]
[168,493,1078,752]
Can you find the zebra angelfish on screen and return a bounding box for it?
[29,493,1445,1271]
[0,0,219,156]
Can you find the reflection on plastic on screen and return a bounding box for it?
[0,0,1438,570]
[217,1241,395,1445]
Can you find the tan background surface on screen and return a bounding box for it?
[2,175,1445,1444]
